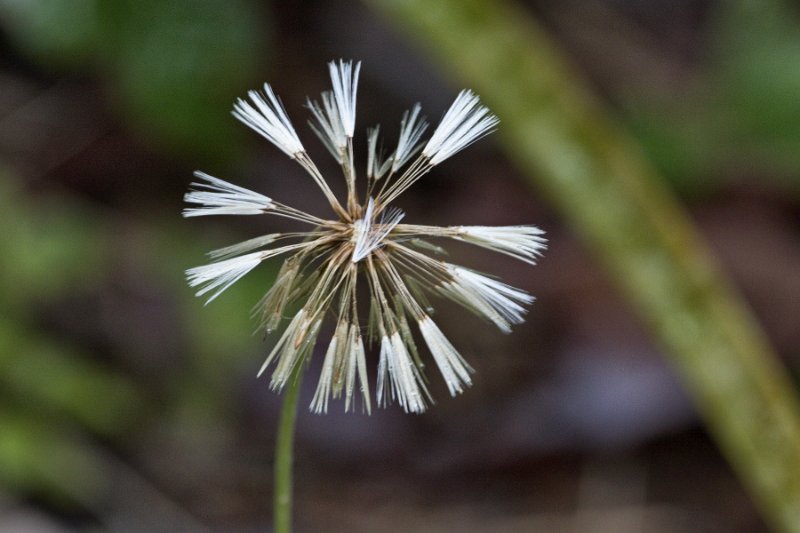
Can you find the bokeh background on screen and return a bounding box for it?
[1,0,799,531]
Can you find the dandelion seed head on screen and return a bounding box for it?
[184,60,545,414]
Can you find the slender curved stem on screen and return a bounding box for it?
[365,0,800,531]
[274,366,302,533]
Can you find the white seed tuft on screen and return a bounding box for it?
[183,172,273,217]
[186,252,263,304]
[377,334,427,413]
[308,91,346,161]
[232,84,305,157]
[442,266,534,332]
[392,103,428,172]
[419,316,473,395]
[423,90,498,165]
[455,225,547,264]
[328,59,360,138]
[366,126,392,180]
[310,322,343,414]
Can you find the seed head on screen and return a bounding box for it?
[184,60,546,413]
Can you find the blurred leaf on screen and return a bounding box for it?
[623,105,720,195]
[0,174,107,309]
[714,0,800,136]
[0,0,269,159]
[629,0,800,190]
[101,0,267,159]
[0,321,145,436]
[615,0,800,194]
[710,0,800,178]
[0,174,144,438]
[0,0,102,68]
[0,410,103,501]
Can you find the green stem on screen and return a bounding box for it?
[365,0,800,531]
[274,366,302,533]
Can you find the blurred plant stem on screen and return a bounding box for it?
[274,366,302,533]
[366,0,800,530]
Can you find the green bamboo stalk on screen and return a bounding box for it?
[365,0,800,530]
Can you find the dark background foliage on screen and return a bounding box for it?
[1,0,799,530]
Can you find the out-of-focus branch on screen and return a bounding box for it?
[365,0,800,530]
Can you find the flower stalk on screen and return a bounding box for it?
[274,365,302,533]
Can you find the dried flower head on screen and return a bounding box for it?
[185,60,546,414]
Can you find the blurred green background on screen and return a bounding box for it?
[1,0,799,531]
